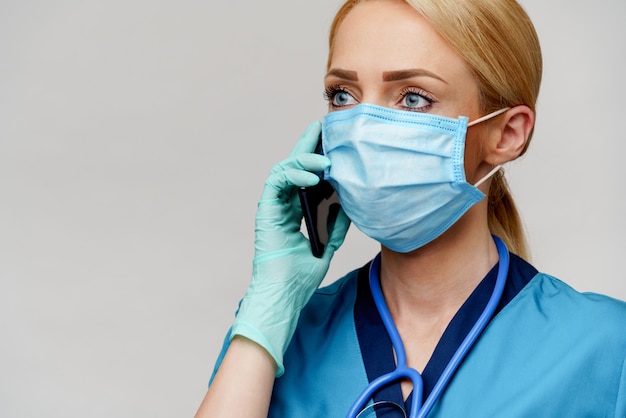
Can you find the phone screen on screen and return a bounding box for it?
[298,134,341,257]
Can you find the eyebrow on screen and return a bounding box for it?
[325,68,359,81]
[325,68,448,84]
[382,69,448,84]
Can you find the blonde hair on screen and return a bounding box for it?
[327,0,542,259]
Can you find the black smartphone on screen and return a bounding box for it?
[298,133,341,258]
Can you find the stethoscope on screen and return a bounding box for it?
[346,235,510,418]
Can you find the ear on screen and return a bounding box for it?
[484,105,534,165]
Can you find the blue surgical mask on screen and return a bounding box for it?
[322,103,508,253]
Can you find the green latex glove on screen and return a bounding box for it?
[230,121,350,377]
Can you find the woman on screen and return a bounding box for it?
[196,0,626,416]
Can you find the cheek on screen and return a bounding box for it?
[463,127,488,182]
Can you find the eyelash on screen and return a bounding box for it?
[323,84,349,107]
[322,85,437,111]
[399,87,436,111]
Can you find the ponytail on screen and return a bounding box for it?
[487,172,529,259]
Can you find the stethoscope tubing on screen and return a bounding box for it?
[346,235,510,418]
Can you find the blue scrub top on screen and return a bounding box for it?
[212,255,626,417]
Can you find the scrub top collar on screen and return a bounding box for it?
[354,253,538,415]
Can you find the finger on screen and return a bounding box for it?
[270,153,330,177]
[288,121,322,157]
[261,168,321,200]
[323,207,351,258]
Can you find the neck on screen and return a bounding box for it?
[378,206,499,320]
[375,201,500,378]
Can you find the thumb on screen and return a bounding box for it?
[322,208,351,259]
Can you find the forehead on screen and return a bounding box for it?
[330,0,473,84]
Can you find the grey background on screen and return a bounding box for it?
[1,1,624,417]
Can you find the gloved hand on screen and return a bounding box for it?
[230,121,350,377]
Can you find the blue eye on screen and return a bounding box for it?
[324,85,357,109]
[334,91,352,106]
[404,93,427,107]
[399,88,435,111]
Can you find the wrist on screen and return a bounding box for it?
[230,320,286,377]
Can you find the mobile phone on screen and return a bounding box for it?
[298,133,341,258]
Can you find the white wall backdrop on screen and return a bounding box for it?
[1,1,624,417]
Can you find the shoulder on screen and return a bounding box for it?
[434,271,626,417]
[519,272,626,329]
[499,271,626,361]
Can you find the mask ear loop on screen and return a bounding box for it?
[473,165,502,188]
[467,107,510,127]
[467,107,510,188]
